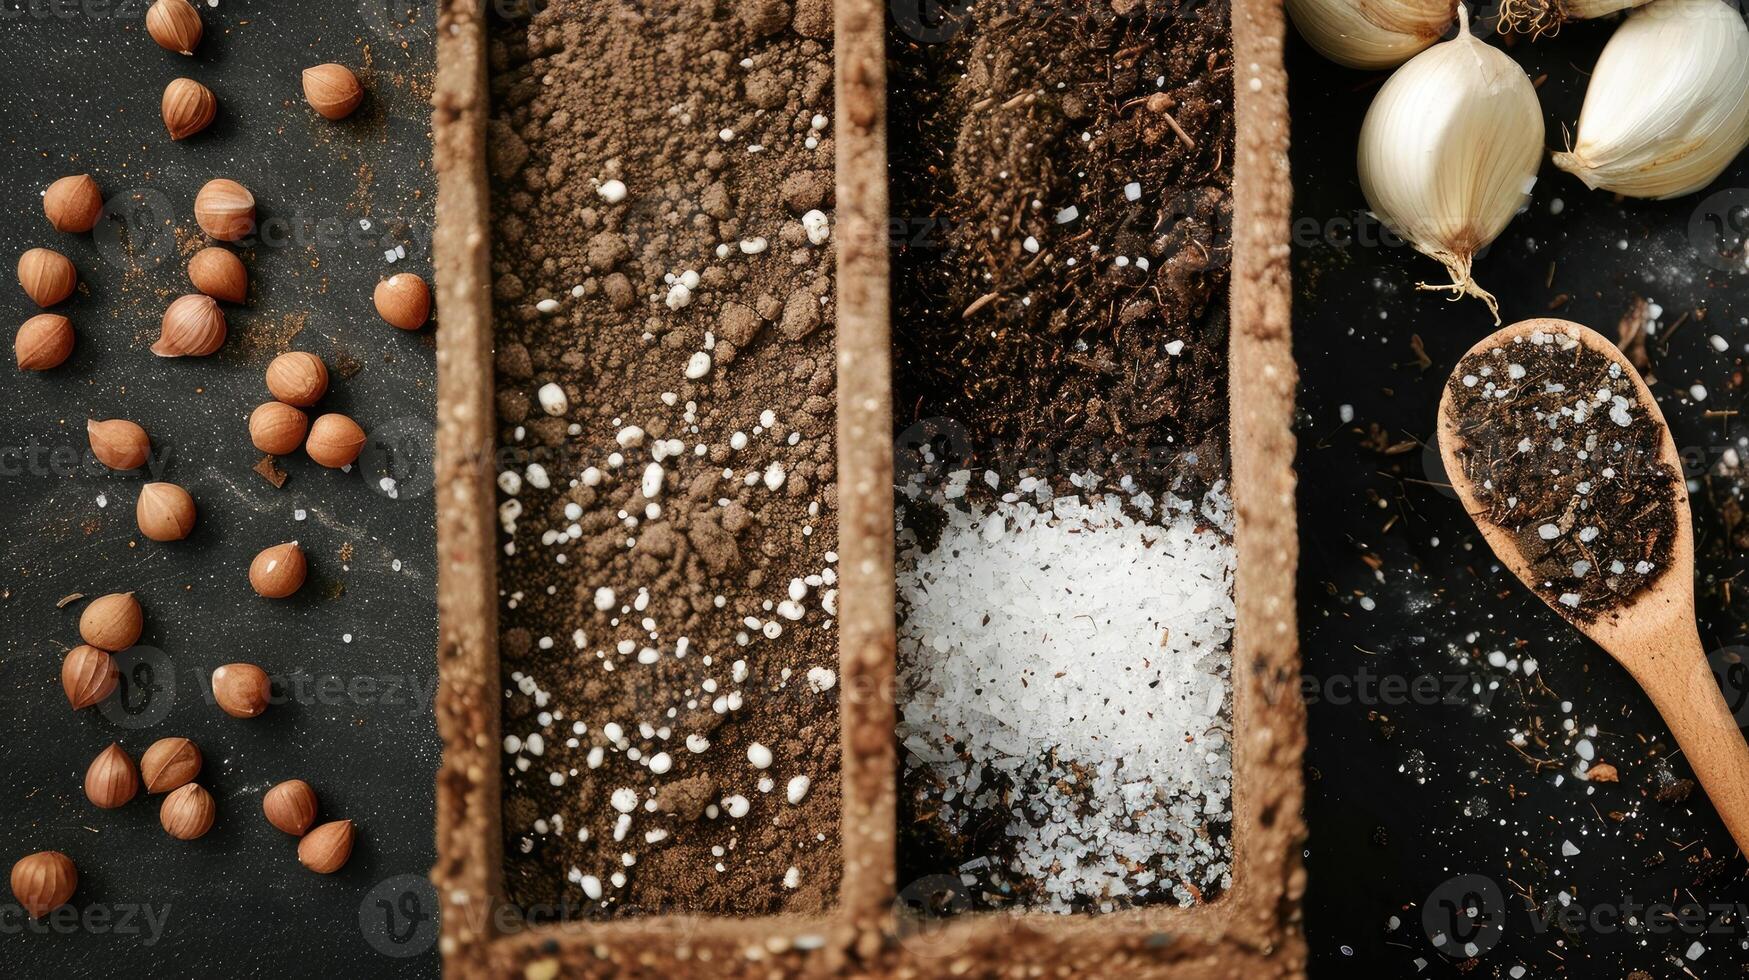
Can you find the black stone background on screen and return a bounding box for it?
[0,2,440,975]
[1292,12,1749,979]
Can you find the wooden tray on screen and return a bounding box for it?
[430,1,1303,976]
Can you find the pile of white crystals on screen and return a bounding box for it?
[897,472,1237,911]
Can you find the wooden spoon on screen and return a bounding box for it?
[1438,317,1749,854]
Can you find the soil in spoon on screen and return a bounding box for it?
[1446,325,1679,622]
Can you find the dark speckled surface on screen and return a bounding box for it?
[0,2,438,975]
[1292,15,1749,979]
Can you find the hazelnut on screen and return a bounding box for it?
[187,247,247,303]
[84,743,139,809]
[302,64,364,120]
[373,273,430,330]
[193,179,255,241]
[159,783,216,840]
[10,852,76,919]
[139,737,201,794]
[211,663,271,718]
[61,645,118,710]
[265,351,329,407]
[250,542,306,598]
[306,414,365,468]
[17,248,76,307]
[152,293,226,357]
[15,314,74,370]
[250,401,309,456]
[298,820,354,874]
[79,592,143,651]
[145,0,202,54]
[161,77,216,140]
[87,418,151,471]
[43,175,103,233]
[263,779,318,836]
[136,482,196,541]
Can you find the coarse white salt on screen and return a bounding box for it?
[537,383,569,416]
[897,479,1236,911]
[802,209,830,245]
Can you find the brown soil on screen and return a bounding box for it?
[889,0,1234,509]
[486,0,840,918]
[1447,331,1679,622]
[887,0,1235,909]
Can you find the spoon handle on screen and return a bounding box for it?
[1626,631,1749,856]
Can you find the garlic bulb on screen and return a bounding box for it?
[1498,0,1650,37]
[1287,0,1457,70]
[1357,7,1543,323]
[1553,0,1749,200]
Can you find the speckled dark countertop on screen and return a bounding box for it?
[1292,17,1749,979]
[0,2,438,975]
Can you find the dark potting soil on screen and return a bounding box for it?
[887,0,1235,910]
[888,0,1234,510]
[1447,327,1679,622]
[487,0,841,918]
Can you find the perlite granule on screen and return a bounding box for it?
[897,475,1236,911]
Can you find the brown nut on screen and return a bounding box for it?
[161,77,216,140]
[61,645,118,710]
[193,179,255,241]
[297,820,354,873]
[79,592,143,651]
[146,0,202,54]
[263,779,318,836]
[84,743,139,809]
[250,542,306,598]
[302,64,364,120]
[159,783,215,840]
[249,401,309,456]
[16,314,74,371]
[211,663,272,719]
[43,175,103,233]
[87,419,151,471]
[10,852,77,920]
[373,273,430,330]
[265,351,329,407]
[139,737,201,794]
[187,247,247,303]
[18,248,76,307]
[305,414,365,468]
[152,293,226,357]
[136,482,196,541]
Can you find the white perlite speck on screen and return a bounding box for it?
[897,480,1236,911]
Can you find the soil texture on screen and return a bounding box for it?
[887,0,1236,910]
[487,0,841,918]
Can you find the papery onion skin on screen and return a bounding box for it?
[1288,0,1458,70]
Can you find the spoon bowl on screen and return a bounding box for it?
[1438,317,1749,854]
